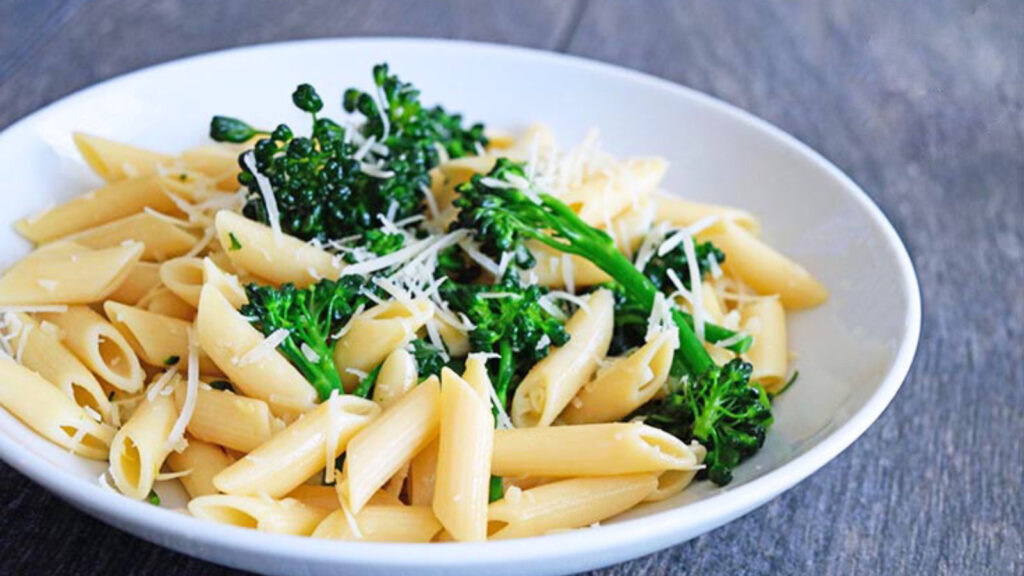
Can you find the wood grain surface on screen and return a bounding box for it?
[0,1,1021,574]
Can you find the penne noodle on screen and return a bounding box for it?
[108,388,179,499]
[333,299,434,391]
[173,385,275,453]
[511,289,614,427]
[492,423,698,477]
[488,474,658,539]
[103,301,218,373]
[528,241,612,288]
[700,219,827,309]
[312,505,442,542]
[160,257,204,307]
[644,442,707,502]
[73,132,172,182]
[188,494,328,535]
[286,485,342,511]
[62,212,198,262]
[202,257,248,309]
[166,436,236,498]
[741,298,789,392]
[563,158,665,227]
[107,262,162,305]
[0,242,142,305]
[139,287,195,320]
[196,285,317,412]
[433,368,493,542]
[14,175,180,243]
[408,437,439,507]
[560,331,677,424]
[0,353,115,459]
[3,313,112,422]
[214,210,340,287]
[371,348,418,408]
[344,377,441,512]
[654,192,761,235]
[212,394,379,498]
[39,306,145,393]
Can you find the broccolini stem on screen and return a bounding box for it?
[495,338,515,407]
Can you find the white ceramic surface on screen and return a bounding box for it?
[0,38,920,576]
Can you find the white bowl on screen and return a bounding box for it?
[0,38,920,576]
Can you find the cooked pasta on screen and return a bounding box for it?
[0,65,826,541]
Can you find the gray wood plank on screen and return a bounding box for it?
[1,0,1022,575]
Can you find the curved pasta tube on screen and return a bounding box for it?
[503,123,558,162]
[0,354,115,459]
[644,442,707,502]
[433,368,493,542]
[511,289,614,427]
[528,241,611,289]
[3,313,111,422]
[212,395,379,498]
[73,132,172,182]
[214,210,340,287]
[492,423,698,477]
[562,158,666,227]
[333,299,434,391]
[159,257,204,307]
[372,348,418,408]
[429,155,497,213]
[488,474,658,539]
[188,495,328,535]
[166,437,235,498]
[173,385,275,453]
[560,331,677,424]
[435,315,470,357]
[179,144,245,191]
[202,257,247,309]
[107,262,162,305]
[64,212,198,262]
[39,306,145,393]
[14,175,181,243]
[344,377,440,512]
[286,485,343,511]
[140,287,195,321]
[312,506,442,542]
[654,192,761,235]
[0,242,143,305]
[196,285,317,412]
[108,391,179,499]
[104,301,218,373]
[740,298,789,392]
[701,219,827,309]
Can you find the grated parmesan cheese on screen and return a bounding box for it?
[242,151,283,246]
[166,326,199,452]
[235,328,290,366]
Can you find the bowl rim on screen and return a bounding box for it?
[0,36,921,569]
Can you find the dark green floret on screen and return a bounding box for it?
[163,355,179,366]
[641,237,725,293]
[240,277,376,400]
[408,338,449,380]
[210,115,266,143]
[452,159,768,484]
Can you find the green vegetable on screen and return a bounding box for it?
[635,359,772,485]
[146,489,160,506]
[489,476,504,502]
[641,236,724,293]
[215,65,487,243]
[408,338,448,380]
[240,277,375,400]
[453,159,769,484]
[352,363,381,399]
[163,355,179,366]
[209,380,233,392]
[439,272,568,408]
[227,232,243,251]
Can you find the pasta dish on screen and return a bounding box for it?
[0,65,827,542]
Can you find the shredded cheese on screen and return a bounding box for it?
[235,328,290,366]
[166,327,199,451]
[242,151,283,246]
[680,235,706,342]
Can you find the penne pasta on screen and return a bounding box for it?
[563,158,665,227]
[312,505,442,542]
[654,192,761,235]
[39,306,145,393]
[433,368,493,542]
[700,219,827,309]
[408,437,439,507]
[159,257,205,307]
[333,299,434,391]
[488,474,658,539]
[0,353,115,459]
[214,210,340,287]
[188,494,328,535]
[371,348,418,408]
[741,298,789,392]
[528,241,612,288]
[173,385,275,453]
[103,301,218,373]
[644,442,707,502]
[560,331,677,424]
[202,257,248,309]
[0,242,143,305]
[344,376,441,512]
[2,312,112,422]
[166,436,236,498]
[140,287,195,320]
[511,289,614,427]
[196,285,317,412]
[62,212,198,262]
[107,262,162,305]
[73,132,172,182]
[212,394,379,498]
[492,423,698,477]
[108,388,179,499]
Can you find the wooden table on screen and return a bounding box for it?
[1,1,1020,574]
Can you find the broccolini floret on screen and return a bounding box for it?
[240,277,376,400]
